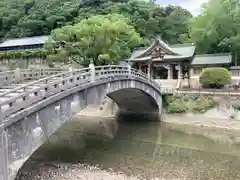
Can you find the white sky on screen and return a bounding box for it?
[178,0,209,16]
[155,0,209,16]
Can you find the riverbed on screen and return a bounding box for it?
[16,116,240,180]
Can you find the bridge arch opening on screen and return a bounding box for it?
[107,88,160,121]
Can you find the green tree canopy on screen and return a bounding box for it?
[110,1,192,44]
[188,0,240,64]
[0,0,192,47]
[44,13,142,66]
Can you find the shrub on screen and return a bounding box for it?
[188,94,201,100]
[164,94,217,114]
[192,96,217,113]
[199,67,232,88]
[167,100,188,113]
[232,103,240,110]
[163,95,174,108]
[163,95,181,107]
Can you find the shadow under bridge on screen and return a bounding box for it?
[108,87,161,120]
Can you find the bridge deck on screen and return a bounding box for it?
[0,69,70,114]
[0,78,65,110]
[0,68,68,87]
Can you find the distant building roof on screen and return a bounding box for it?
[0,35,49,48]
[191,53,232,66]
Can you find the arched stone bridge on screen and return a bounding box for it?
[0,65,163,180]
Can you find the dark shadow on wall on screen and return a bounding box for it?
[161,95,169,109]
[116,109,160,122]
[107,88,160,116]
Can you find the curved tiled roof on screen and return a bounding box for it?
[127,38,196,61]
[138,37,180,58]
[191,53,232,65]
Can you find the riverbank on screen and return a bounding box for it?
[162,113,240,145]
[163,113,240,131]
[74,103,240,147]
[78,102,240,132]
[16,163,143,180]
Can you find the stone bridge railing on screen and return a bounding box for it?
[0,65,160,123]
[0,68,68,86]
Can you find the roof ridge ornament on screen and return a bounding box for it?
[136,37,180,58]
[156,36,169,45]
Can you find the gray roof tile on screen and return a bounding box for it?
[191,53,232,65]
[0,36,49,48]
[170,43,196,57]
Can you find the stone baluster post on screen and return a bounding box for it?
[128,63,131,76]
[14,68,21,83]
[69,66,73,76]
[89,60,95,82]
[0,105,2,122]
[190,68,194,77]
[0,130,8,180]
[138,64,142,73]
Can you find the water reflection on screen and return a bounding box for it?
[25,116,240,179]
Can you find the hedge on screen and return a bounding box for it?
[164,94,217,114]
[199,67,232,88]
[0,49,47,59]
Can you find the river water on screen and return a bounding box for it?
[16,116,240,180]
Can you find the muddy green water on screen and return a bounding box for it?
[27,117,240,179]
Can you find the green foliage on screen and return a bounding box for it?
[192,96,217,113]
[165,94,217,114]
[45,13,142,66]
[0,0,81,38]
[0,0,192,46]
[166,99,188,113]
[232,103,240,110]
[199,67,232,88]
[188,0,240,64]
[111,2,192,44]
[0,49,47,59]
[164,95,188,113]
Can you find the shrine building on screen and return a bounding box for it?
[125,37,232,80]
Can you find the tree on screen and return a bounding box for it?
[188,0,240,64]
[0,0,82,39]
[44,13,142,66]
[0,0,192,49]
[113,1,192,44]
